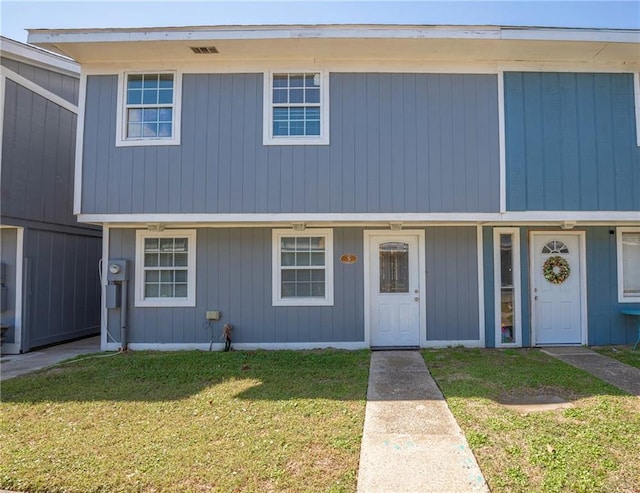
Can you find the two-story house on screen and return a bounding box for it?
[1,37,101,353]
[28,25,640,351]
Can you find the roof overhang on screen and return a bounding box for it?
[27,24,640,68]
[1,36,79,76]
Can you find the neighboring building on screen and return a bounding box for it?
[28,25,640,351]
[0,37,101,353]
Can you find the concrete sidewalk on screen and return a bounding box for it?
[541,346,640,396]
[0,336,101,381]
[356,351,488,493]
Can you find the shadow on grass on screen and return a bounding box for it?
[422,347,632,403]
[1,349,371,403]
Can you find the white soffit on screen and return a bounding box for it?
[27,25,640,66]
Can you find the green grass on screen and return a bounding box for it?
[422,348,640,493]
[592,345,640,369]
[0,350,370,493]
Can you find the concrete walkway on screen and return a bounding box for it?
[0,336,101,381]
[356,351,488,493]
[541,346,640,397]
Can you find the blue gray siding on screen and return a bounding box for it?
[505,72,640,211]
[0,58,79,105]
[21,229,101,350]
[82,73,500,215]
[107,226,480,345]
[1,79,78,228]
[426,226,480,341]
[483,226,639,347]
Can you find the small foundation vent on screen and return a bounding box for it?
[190,46,219,54]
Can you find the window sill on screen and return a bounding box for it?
[263,136,329,146]
[273,298,334,307]
[135,298,196,308]
[116,137,181,147]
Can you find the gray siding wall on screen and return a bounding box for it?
[107,226,479,345]
[505,72,640,211]
[22,229,101,350]
[0,58,79,105]
[425,226,480,341]
[0,228,18,344]
[1,79,78,228]
[82,73,500,214]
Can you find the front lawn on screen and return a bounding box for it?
[592,345,640,369]
[0,350,369,493]
[423,348,640,492]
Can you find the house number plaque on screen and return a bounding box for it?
[340,254,358,264]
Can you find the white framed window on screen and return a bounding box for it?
[135,230,196,307]
[272,229,334,306]
[617,227,640,303]
[263,71,330,146]
[116,71,181,147]
[493,228,522,347]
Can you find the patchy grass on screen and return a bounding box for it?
[592,345,640,369]
[423,348,640,493]
[0,350,369,493]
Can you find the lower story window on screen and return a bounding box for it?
[272,229,334,306]
[493,228,521,346]
[135,230,196,307]
[617,228,640,303]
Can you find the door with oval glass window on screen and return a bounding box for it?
[368,234,421,347]
[531,233,584,345]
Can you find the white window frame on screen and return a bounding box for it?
[617,227,640,303]
[116,70,182,147]
[135,229,196,307]
[493,228,522,347]
[272,228,334,306]
[263,70,330,146]
[635,73,640,147]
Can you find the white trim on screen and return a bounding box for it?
[103,340,367,352]
[115,71,182,147]
[134,229,197,307]
[0,67,78,114]
[74,73,87,215]
[100,225,109,351]
[27,25,640,45]
[0,227,24,354]
[272,228,334,306]
[76,211,640,226]
[263,70,330,146]
[0,74,5,179]
[477,225,486,347]
[530,231,588,346]
[0,36,79,76]
[363,230,426,348]
[497,71,507,213]
[634,73,640,147]
[493,227,522,348]
[616,227,640,303]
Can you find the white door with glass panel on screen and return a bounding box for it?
[369,234,421,347]
[532,234,583,345]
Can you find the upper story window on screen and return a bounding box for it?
[263,71,329,146]
[116,71,181,147]
[617,227,640,303]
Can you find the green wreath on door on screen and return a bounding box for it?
[543,256,570,284]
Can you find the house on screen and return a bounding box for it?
[0,37,102,353]
[27,25,640,351]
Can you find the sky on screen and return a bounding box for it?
[1,0,639,44]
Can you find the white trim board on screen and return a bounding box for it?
[77,211,640,226]
[73,73,87,215]
[0,67,78,114]
[0,227,24,355]
[635,73,640,147]
[1,36,79,76]
[476,225,486,348]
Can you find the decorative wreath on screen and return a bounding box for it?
[543,256,571,284]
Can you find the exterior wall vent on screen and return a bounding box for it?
[190,46,219,54]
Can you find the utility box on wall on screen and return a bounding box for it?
[107,260,128,282]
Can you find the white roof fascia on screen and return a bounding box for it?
[1,36,79,77]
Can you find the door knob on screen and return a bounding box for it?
[414,297,420,302]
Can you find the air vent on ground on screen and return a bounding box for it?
[190,46,219,54]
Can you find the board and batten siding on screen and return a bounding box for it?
[82,73,500,215]
[1,79,78,228]
[106,226,479,345]
[505,72,640,211]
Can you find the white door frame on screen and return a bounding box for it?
[529,230,588,346]
[363,229,426,348]
[0,226,24,354]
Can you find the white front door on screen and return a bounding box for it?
[367,233,422,347]
[531,233,584,345]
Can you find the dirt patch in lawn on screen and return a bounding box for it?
[498,394,574,414]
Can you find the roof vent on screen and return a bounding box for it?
[190,46,219,54]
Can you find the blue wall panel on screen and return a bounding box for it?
[505,72,640,211]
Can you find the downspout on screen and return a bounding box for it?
[120,279,128,351]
